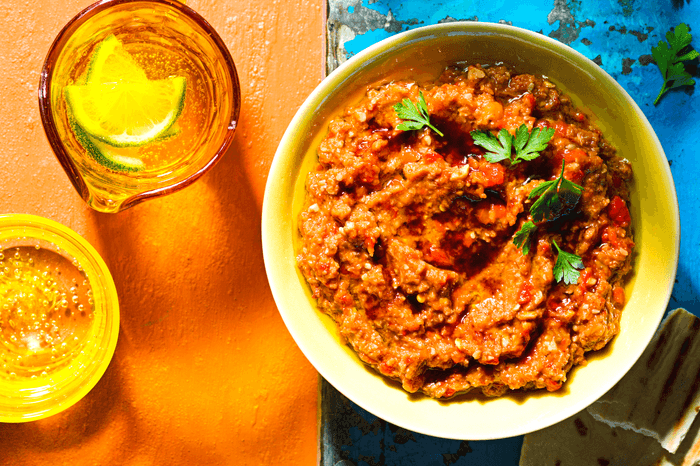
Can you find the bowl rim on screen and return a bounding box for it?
[262,21,680,439]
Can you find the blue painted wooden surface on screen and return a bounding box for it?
[322,1,700,464]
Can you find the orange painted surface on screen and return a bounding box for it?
[0,0,324,464]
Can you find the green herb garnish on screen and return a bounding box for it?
[470,124,555,165]
[513,224,584,285]
[552,239,584,285]
[513,220,537,255]
[512,161,585,284]
[513,124,556,163]
[652,23,699,105]
[470,128,512,163]
[393,91,444,137]
[527,160,583,223]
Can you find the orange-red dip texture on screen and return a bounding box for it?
[296,65,634,398]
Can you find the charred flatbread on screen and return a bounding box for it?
[520,309,700,466]
[588,308,700,454]
[520,408,700,466]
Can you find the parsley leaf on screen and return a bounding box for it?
[552,239,584,285]
[470,128,513,163]
[513,220,537,255]
[652,23,700,105]
[394,92,444,137]
[512,126,556,164]
[471,124,555,165]
[528,160,583,223]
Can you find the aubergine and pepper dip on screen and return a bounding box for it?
[295,64,634,398]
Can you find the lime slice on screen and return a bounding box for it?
[86,34,147,85]
[70,117,144,173]
[65,76,186,147]
[70,119,181,173]
[64,35,186,147]
[156,123,182,141]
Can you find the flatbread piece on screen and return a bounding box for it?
[588,308,700,453]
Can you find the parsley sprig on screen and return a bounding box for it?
[513,160,585,285]
[470,122,581,284]
[513,222,585,285]
[652,23,699,105]
[552,239,584,285]
[470,124,555,165]
[513,220,537,255]
[393,92,444,137]
[527,160,584,223]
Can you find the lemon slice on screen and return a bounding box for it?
[64,35,186,147]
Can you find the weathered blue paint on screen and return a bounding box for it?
[320,377,523,465]
[323,1,700,464]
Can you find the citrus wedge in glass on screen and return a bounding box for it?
[70,118,181,173]
[64,34,186,149]
[69,117,144,172]
[85,34,147,85]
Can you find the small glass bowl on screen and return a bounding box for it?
[0,214,119,422]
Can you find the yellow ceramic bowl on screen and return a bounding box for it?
[0,214,119,422]
[262,23,679,439]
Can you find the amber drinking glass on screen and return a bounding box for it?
[39,0,241,213]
